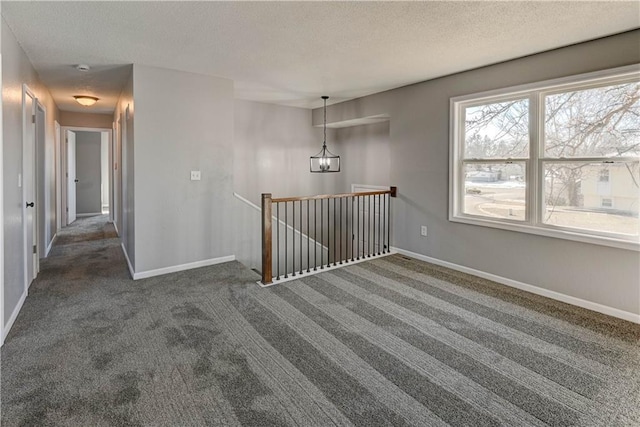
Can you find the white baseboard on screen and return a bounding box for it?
[45,233,57,257]
[391,247,640,324]
[121,243,135,279]
[77,212,102,218]
[113,221,119,236]
[132,255,236,280]
[2,290,27,345]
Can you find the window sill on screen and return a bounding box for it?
[449,214,640,252]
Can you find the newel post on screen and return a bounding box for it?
[261,193,273,285]
[390,186,397,197]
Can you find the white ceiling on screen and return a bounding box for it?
[2,1,639,113]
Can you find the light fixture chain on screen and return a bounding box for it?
[310,95,339,173]
[323,96,327,148]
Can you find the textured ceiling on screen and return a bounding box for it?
[2,1,639,113]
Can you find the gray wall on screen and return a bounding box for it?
[111,75,130,245]
[233,100,391,203]
[314,30,640,315]
[74,131,102,214]
[233,100,336,271]
[114,70,134,268]
[333,122,391,190]
[132,64,235,273]
[2,18,59,326]
[233,99,340,204]
[59,111,113,129]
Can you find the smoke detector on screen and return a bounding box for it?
[76,64,91,72]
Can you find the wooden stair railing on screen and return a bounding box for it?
[261,187,397,285]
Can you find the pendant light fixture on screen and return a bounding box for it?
[310,96,340,173]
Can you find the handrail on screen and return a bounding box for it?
[272,187,397,203]
[261,186,397,285]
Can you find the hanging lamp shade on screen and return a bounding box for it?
[310,96,340,173]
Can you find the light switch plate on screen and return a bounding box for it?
[190,171,201,181]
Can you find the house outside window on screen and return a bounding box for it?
[450,65,639,250]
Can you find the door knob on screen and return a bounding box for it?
[26,202,34,208]
[74,179,79,183]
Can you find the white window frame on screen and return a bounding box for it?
[450,64,640,251]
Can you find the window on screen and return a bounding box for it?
[599,169,610,182]
[450,65,639,250]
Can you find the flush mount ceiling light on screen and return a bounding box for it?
[74,95,99,107]
[310,96,340,173]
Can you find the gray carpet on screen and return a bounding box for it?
[1,215,639,426]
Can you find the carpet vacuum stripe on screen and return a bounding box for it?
[270,284,501,426]
[346,263,614,382]
[289,278,548,427]
[379,257,639,350]
[324,269,591,418]
[252,286,449,427]
[381,256,639,344]
[206,289,352,426]
[376,257,628,363]
[228,285,412,426]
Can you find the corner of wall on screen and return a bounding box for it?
[2,16,63,335]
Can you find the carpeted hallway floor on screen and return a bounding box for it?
[1,215,639,426]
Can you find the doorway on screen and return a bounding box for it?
[60,127,112,225]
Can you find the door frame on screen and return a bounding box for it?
[35,101,48,260]
[66,130,77,224]
[0,53,4,343]
[59,126,113,226]
[110,122,115,224]
[22,84,38,292]
[114,116,121,233]
[54,121,61,232]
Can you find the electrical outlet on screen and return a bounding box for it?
[420,225,427,237]
[190,171,201,181]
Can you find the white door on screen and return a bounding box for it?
[67,130,77,224]
[23,90,37,288]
